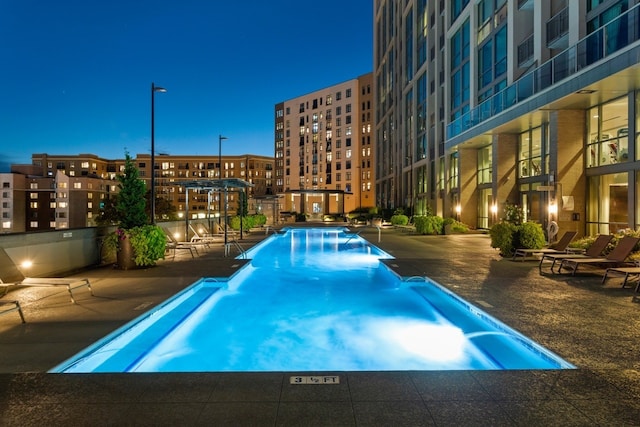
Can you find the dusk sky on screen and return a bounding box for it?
[0,1,373,171]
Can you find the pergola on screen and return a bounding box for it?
[177,178,254,250]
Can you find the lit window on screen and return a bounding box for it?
[74,182,82,189]
[30,202,38,208]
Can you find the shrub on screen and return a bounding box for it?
[489,221,518,256]
[251,214,267,227]
[503,203,524,225]
[230,215,257,231]
[414,215,443,234]
[390,214,409,226]
[518,222,546,249]
[443,217,470,233]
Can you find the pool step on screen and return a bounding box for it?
[76,287,218,373]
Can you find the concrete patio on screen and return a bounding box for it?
[0,227,639,426]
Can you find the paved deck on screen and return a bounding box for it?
[0,226,639,426]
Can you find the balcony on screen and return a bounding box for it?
[517,34,535,68]
[447,4,640,140]
[547,7,569,49]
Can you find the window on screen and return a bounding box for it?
[74,182,82,189]
[346,89,351,98]
[336,91,342,101]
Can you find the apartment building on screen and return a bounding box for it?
[135,153,274,219]
[2,153,274,232]
[274,73,375,220]
[375,0,640,235]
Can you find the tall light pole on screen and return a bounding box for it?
[150,82,167,224]
[218,134,228,225]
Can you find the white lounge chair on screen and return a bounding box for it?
[1,277,92,304]
[0,300,26,322]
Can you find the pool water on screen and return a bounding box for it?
[53,227,574,373]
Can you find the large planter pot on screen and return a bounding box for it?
[116,236,138,270]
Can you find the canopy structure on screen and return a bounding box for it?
[177,178,254,252]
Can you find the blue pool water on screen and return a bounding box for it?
[53,227,574,372]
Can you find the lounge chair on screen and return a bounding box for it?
[539,234,613,273]
[163,229,199,259]
[512,230,577,261]
[0,277,92,304]
[558,235,640,276]
[601,264,640,289]
[189,224,224,244]
[0,300,26,323]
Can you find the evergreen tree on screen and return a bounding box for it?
[116,152,148,229]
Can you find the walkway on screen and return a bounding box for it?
[0,227,638,425]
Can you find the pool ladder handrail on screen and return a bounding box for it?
[225,240,247,258]
[344,225,381,246]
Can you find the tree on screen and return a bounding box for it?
[116,152,148,229]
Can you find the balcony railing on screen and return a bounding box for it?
[517,34,535,68]
[447,3,640,140]
[547,7,569,49]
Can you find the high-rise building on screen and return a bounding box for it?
[375,0,640,234]
[274,73,375,220]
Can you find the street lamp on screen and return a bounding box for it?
[218,134,228,224]
[150,82,167,224]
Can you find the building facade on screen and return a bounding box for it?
[2,153,274,232]
[274,73,375,220]
[375,0,640,236]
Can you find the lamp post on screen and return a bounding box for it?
[150,82,167,224]
[218,134,228,224]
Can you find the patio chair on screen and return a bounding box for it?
[163,229,198,259]
[0,300,26,323]
[539,234,613,273]
[0,276,92,304]
[512,230,577,261]
[558,235,640,276]
[189,224,224,245]
[601,263,640,289]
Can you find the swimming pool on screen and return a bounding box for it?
[52,227,574,372]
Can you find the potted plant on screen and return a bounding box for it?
[103,152,166,269]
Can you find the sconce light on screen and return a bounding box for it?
[455,204,462,214]
[21,260,33,269]
[490,204,498,214]
[548,201,558,215]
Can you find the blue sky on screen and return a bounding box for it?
[0,0,373,171]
